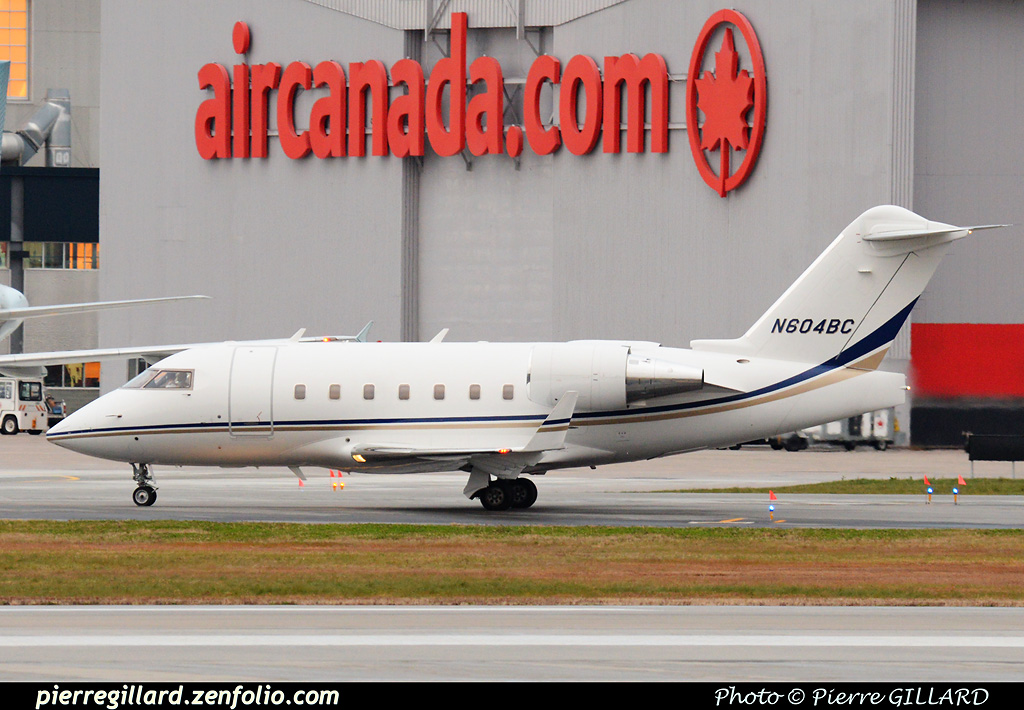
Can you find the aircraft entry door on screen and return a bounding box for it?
[229,346,277,436]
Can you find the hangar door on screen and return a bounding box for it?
[229,346,277,436]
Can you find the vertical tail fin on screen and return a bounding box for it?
[691,206,997,366]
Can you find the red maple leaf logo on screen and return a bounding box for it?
[694,29,755,196]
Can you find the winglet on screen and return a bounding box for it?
[355,321,374,343]
[290,328,306,342]
[521,391,578,453]
[429,328,449,344]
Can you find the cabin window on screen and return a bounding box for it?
[469,384,481,400]
[294,384,306,400]
[503,384,514,400]
[363,384,375,400]
[398,384,410,400]
[434,384,445,400]
[329,384,341,399]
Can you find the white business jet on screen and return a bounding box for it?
[46,206,1002,510]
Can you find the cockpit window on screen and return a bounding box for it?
[123,369,157,389]
[144,370,193,389]
[123,369,193,389]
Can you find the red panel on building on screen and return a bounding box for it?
[911,323,1024,398]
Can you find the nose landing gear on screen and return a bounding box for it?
[131,463,158,507]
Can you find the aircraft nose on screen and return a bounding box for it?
[46,399,107,448]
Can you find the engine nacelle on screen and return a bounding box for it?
[528,343,704,411]
[625,354,704,403]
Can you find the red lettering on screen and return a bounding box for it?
[278,61,312,159]
[232,63,250,158]
[309,61,346,158]
[466,56,504,156]
[560,55,602,155]
[505,125,523,157]
[603,53,668,153]
[426,12,467,157]
[348,60,389,157]
[249,62,281,158]
[524,55,560,155]
[387,59,425,158]
[195,63,231,159]
[199,13,678,163]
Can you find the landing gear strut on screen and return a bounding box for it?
[131,463,158,507]
[478,477,538,511]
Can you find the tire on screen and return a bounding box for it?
[843,442,856,451]
[874,440,889,452]
[769,440,783,451]
[510,478,538,509]
[132,486,157,507]
[28,430,42,436]
[479,482,513,511]
[1,416,18,436]
[784,438,803,452]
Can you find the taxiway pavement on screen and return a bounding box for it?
[0,436,1020,527]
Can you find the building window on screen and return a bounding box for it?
[0,0,29,99]
[503,384,514,400]
[433,384,445,400]
[15,242,100,269]
[469,384,481,400]
[363,384,374,400]
[294,384,306,400]
[45,362,101,388]
[398,384,410,400]
[329,384,341,400]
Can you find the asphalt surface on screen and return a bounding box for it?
[0,436,1020,527]
[2,436,1022,682]
[2,605,1023,682]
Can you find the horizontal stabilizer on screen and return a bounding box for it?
[862,223,1008,242]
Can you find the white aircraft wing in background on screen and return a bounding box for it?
[0,322,376,378]
[0,294,211,322]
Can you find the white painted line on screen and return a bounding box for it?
[2,634,1023,648]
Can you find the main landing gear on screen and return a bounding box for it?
[477,477,538,511]
[131,463,158,507]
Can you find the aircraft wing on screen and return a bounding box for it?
[0,343,202,377]
[0,322,376,377]
[0,295,210,321]
[344,392,579,477]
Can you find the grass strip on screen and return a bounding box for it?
[1,520,1022,606]
[675,477,1024,495]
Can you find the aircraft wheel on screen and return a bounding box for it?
[510,478,538,509]
[133,486,157,507]
[479,482,513,511]
[1,416,18,435]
